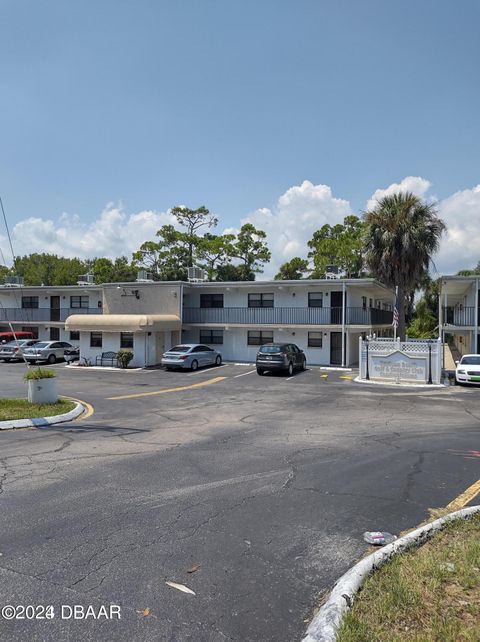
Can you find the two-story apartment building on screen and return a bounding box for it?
[439,275,480,358]
[0,278,394,367]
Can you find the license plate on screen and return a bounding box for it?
[470,376,480,381]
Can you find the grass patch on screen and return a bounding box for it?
[337,514,480,642]
[0,398,76,421]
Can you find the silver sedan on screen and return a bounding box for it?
[161,344,222,371]
[23,341,73,364]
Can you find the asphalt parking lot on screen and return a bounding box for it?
[0,361,479,642]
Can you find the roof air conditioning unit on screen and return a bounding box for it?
[3,275,24,287]
[325,265,341,280]
[188,266,207,282]
[136,270,154,283]
[77,273,95,286]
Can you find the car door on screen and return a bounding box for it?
[292,344,303,367]
[191,345,205,366]
[50,342,62,358]
[198,345,212,365]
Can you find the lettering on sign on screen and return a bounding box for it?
[370,350,426,382]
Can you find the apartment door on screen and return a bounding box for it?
[330,291,344,324]
[330,331,343,365]
[50,296,60,322]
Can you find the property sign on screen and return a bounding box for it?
[370,350,427,382]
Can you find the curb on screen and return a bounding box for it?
[0,401,84,430]
[301,504,480,642]
[353,375,446,389]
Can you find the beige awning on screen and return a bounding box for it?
[65,314,181,333]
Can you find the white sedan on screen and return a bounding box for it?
[455,354,480,385]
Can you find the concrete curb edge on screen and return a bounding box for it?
[301,504,480,642]
[0,401,84,430]
[353,375,446,389]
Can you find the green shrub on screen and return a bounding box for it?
[24,368,56,381]
[117,349,134,369]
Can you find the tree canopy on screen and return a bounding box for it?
[275,257,309,280]
[307,215,366,278]
[364,192,445,339]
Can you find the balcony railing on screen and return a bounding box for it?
[0,308,100,323]
[442,306,478,327]
[183,307,393,326]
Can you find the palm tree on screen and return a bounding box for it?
[363,192,445,340]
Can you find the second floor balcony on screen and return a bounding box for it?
[0,307,100,323]
[183,307,393,326]
[442,306,479,327]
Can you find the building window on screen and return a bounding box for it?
[308,332,323,347]
[247,330,274,345]
[22,326,38,338]
[21,296,39,309]
[200,293,224,308]
[199,329,223,345]
[120,332,134,349]
[362,296,367,309]
[369,298,373,308]
[248,293,274,308]
[50,327,60,341]
[70,296,89,309]
[69,331,80,341]
[90,332,102,348]
[308,292,323,308]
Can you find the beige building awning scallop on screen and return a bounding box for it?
[65,314,181,333]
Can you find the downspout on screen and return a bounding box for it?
[475,278,479,354]
[341,280,346,367]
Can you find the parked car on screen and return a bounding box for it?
[64,346,80,363]
[256,343,306,376]
[161,344,222,371]
[0,339,39,362]
[455,354,480,385]
[23,341,73,364]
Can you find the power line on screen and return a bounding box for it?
[0,195,16,267]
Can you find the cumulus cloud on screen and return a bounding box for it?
[365,176,432,212]
[435,185,480,274]
[10,204,176,260]
[242,180,353,278]
[4,177,480,279]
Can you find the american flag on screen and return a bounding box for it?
[392,286,399,329]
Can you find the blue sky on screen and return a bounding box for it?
[1,0,479,276]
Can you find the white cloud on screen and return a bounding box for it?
[4,178,480,279]
[435,185,480,274]
[10,204,176,261]
[366,176,432,212]
[242,180,353,278]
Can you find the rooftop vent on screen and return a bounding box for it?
[136,270,154,283]
[187,266,207,282]
[2,275,24,287]
[77,273,95,286]
[325,265,341,280]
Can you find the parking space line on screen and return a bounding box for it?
[234,369,257,378]
[106,376,226,400]
[445,478,480,511]
[186,365,229,377]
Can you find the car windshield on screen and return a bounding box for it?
[259,345,283,353]
[32,342,49,349]
[169,345,192,353]
[460,356,480,365]
[3,341,22,347]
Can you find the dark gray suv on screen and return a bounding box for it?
[256,343,306,376]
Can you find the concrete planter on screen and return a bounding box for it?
[27,377,58,404]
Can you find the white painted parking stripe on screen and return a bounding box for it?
[186,364,229,376]
[234,369,256,378]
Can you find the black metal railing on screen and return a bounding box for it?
[182,307,393,326]
[0,308,101,323]
[442,306,478,326]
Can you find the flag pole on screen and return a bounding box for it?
[393,286,398,341]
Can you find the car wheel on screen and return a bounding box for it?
[3,359,10,363]
[166,367,173,371]
[47,354,56,364]
[215,355,222,366]
[301,358,307,371]
[257,368,265,375]
[286,362,294,376]
[191,359,198,371]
